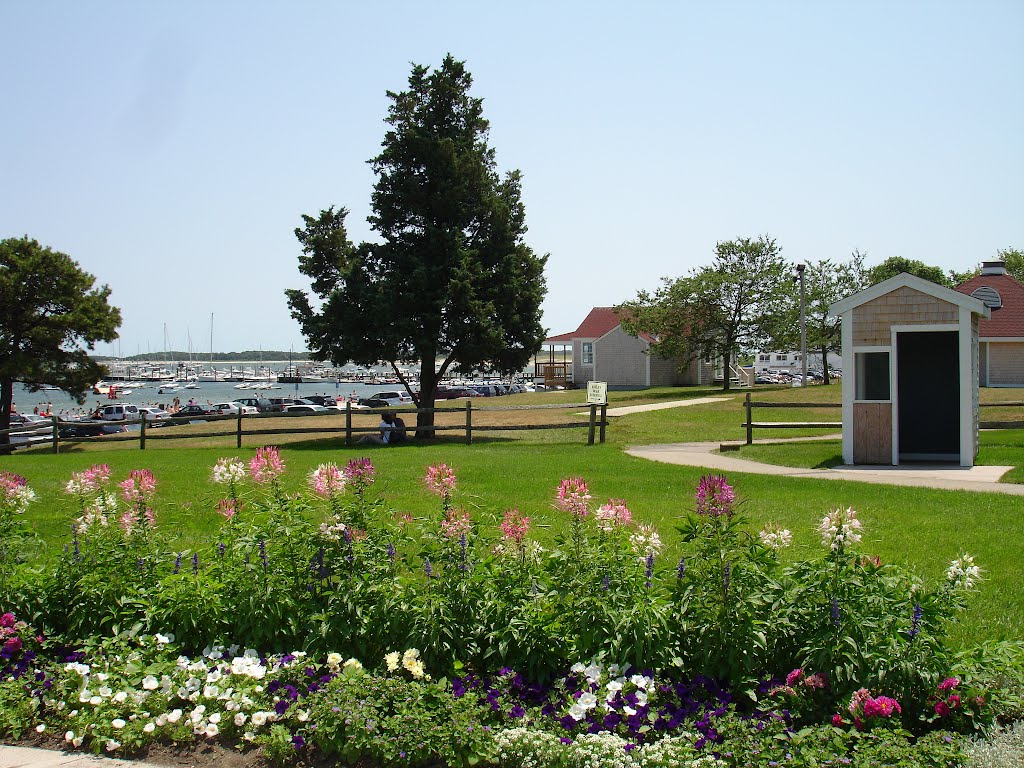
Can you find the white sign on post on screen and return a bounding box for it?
[586,381,608,404]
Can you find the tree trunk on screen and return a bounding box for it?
[0,377,13,448]
[416,363,438,439]
[821,344,831,384]
[722,350,732,391]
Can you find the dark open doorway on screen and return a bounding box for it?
[897,330,959,462]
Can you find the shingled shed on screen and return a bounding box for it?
[828,273,990,466]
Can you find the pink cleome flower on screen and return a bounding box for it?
[424,463,457,499]
[308,463,346,498]
[0,472,27,492]
[343,458,375,487]
[249,446,285,484]
[440,508,472,539]
[120,469,157,504]
[785,668,804,686]
[555,477,591,517]
[500,508,530,544]
[594,499,632,530]
[695,475,735,517]
[216,498,241,520]
[66,464,111,495]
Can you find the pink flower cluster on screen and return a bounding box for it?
[0,471,34,512]
[695,475,735,517]
[0,612,28,662]
[932,677,979,718]
[771,668,829,698]
[834,688,902,730]
[0,472,27,493]
[118,469,157,531]
[216,498,241,520]
[309,463,346,498]
[119,469,156,504]
[500,508,530,544]
[424,463,457,499]
[594,499,632,531]
[344,458,376,488]
[440,508,472,539]
[249,446,285,484]
[65,464,111,495]
[555,477,591,517]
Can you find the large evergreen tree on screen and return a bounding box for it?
[0,237,121,444]
[618,235,790,391]
[286,56,547,436]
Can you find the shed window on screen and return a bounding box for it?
[856,352,890,401]
[582,343,594,365]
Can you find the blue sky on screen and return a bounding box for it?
[2,1,1021,355]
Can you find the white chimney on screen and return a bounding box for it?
[981,260,1008,276]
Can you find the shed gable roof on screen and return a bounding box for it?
[954,273,1024,338]
[829,272,989,318]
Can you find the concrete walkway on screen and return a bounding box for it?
[603,397,732,416]
[626,441,1024,495]
[0,745,148,768]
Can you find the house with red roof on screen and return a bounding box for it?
[538,307,713,388]
[955,260,1024,387]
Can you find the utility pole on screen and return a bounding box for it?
[796,263,807,388]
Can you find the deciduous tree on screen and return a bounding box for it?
[866,256,951,287]
[618,235,790,391]
[286,56,547,436]
[0,237,121,444]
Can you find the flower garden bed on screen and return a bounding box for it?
[1,455,1022,767]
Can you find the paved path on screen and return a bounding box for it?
[603,397,732,416]
[0,745,149,768]
[626,441,1024,495]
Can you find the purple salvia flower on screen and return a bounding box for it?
[459,532,469,572]
[831,597,841,627]
[601,573,610,591]
[908,603,923,639]
[192,552,199,575]
[218,542,225,558]
[645,553,655,587]
[424,558,433,578]
[676,556,686,580]
[259,539,268,569]
[386,542,396,563]
[173,552,182,574]
[722,562,731,597]
[138,557,146,574]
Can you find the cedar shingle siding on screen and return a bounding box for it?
[853,287,959,346]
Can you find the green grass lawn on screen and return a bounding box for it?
[3,383,1023,650]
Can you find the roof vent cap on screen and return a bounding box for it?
[981,260,1008,276]
[971,285,1002,309]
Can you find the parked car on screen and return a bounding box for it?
[471,384,497,397]
[233,397,274,412]
[58,420,129,438]
[212,402,258,415]
[172,404,216,419]
[7,413,51,446]
[304,394,342,407]
[368,391,414,406]
[283,403,330,414]
[98,403,141,422]
[267,397,306,412]
[357,398,391,409]
[137,407,172,424]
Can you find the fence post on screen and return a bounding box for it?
[345,401,352,446]
[588,404,597,445]
[465,400,472,445]
[745,392,752,445]
[140,413,147,450]
[236,411,243,449]
[52,414,59,454]
[599,403,607,443]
